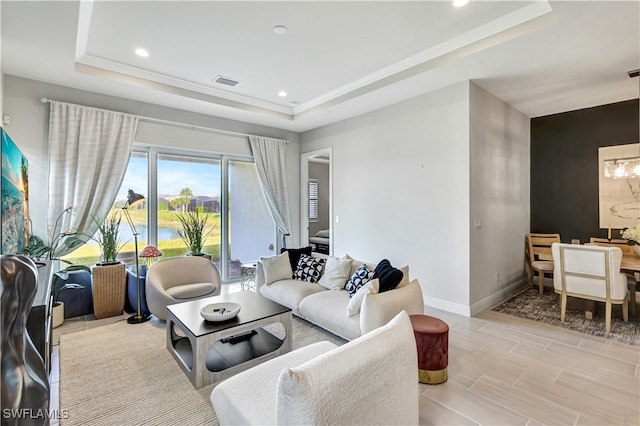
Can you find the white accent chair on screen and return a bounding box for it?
[146,256,221,320]
[210,311,419,425]
[552,243,629,332]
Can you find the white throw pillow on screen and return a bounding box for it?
[319,257,352,290]
[396,265,410,288]
[347,279,379,317]
[260,252,293,285]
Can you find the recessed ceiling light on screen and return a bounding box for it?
[278,91,288,97]
[453,0,469,7]
[135,48,149,57]
[273,25,288,35]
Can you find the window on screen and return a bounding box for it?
[309,179,319,222]
[62,152,148,266]
[63,147,276,283]
[156,153,221,261]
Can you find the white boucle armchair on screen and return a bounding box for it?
[146,256,221,320]
[210,311,419,425]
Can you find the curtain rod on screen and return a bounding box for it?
[39,97,289,142]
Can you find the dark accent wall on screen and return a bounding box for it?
[531,99,639,244]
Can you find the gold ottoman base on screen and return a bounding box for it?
[419,367,447,385]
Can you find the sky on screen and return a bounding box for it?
[116,155,222,201]
[1,129,27,188]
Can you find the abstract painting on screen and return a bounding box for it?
[598,143,640,230]
[1,128,29,254]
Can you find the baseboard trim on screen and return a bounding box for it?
[469,277,529,316]
[424,296,471,317]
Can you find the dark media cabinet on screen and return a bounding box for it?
[27,260,54,373]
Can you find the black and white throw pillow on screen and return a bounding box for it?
[281,246,312,272]
[345,264,375,297]
[293,254,326,283]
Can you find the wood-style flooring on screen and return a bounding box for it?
[420,306,640,425]
[49,284,640,425]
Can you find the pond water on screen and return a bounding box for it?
[85,225,181,245]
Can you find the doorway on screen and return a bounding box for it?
[300,148,332,255]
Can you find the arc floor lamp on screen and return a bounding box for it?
[122,189,151,324]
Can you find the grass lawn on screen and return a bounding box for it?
[62,209,221,266]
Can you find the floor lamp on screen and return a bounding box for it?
[122,189,151,324]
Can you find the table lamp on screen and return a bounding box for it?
[122,189,151,324]
[140,245,162,268]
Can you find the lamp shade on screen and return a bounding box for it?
[139,245,163,258]
[126,189,145,206]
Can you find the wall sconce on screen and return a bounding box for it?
[603,157,640,179]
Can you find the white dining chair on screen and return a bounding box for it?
[551,243,629,333]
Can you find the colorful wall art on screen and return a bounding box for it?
[1,128,29,254]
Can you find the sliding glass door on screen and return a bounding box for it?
[156,153,221,262]
[63,147,276,284]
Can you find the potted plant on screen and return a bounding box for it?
[20,206,84,263]
[176,209,214,259]
[86,212,127,319]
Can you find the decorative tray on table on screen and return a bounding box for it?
[200,302,241,322]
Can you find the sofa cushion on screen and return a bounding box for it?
[344,254,377,277]
[281,246,313,272]
[318,257,352,290]
[374,259,404,293]
[345,264,374,297]
[261,252,293,285]
[276,311,418,425]
[396,265,410,288]
[298,290,360,340]
[259,279,326,315]
[166,282,215,299]
[293,254,326,284]
[347,278,379,317]
[211,341,338,426]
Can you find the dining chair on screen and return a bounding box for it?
[552,243,628,332]
[589,237,638,317]
[526,233,561,294]
[588,237,634,254]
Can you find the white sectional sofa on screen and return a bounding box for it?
[256,251,424,340]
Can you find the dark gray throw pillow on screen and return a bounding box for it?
[374,259,404,293]
[281,246,312,273]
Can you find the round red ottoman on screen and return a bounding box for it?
[409,314,449,384]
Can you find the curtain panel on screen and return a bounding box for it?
[249,136,292,247]
[47,101,138,257]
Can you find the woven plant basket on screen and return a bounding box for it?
[92,263,126,319]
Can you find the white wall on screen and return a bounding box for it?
[302,82,471,314]
[3,75,301,245]
[469,82,530,314]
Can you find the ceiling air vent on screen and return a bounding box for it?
[212,75,240,87]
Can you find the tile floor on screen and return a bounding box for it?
[49,283,640,426]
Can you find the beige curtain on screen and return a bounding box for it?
[249,136,292,248]
[47,101,138,257]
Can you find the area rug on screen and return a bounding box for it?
[59,317,346,426]
[492,287,640,347]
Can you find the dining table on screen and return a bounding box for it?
[620,254,639,318]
